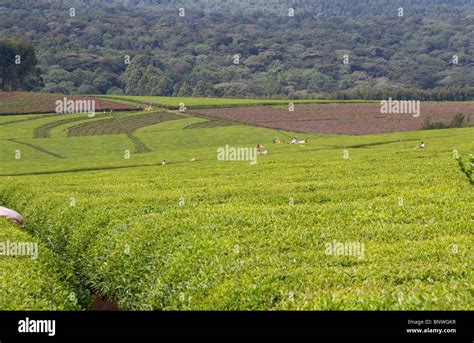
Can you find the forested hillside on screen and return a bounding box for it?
[0,0,473,98]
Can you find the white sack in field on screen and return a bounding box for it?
[0,206,24,227]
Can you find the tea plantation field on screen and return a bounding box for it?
[0,108,472,310]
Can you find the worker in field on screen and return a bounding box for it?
[0,206,24,227]
[298,138,308,145]
[162,160,166,165]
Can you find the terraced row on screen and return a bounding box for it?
[0,114,49,127]
[33,114,110,138]
[67,112,183,137]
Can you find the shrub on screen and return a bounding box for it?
[454,152,474,185]
[422,113,469,130]
[450,113,467,128]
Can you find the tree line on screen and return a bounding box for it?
[0,0,472,99]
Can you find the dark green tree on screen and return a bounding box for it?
[0,38,43,91]
[177,81,192,97]
[122,54,172,95]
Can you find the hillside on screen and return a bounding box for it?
[1,0,473,98]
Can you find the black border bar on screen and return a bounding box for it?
[0,311,472,340]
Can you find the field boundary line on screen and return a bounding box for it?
[7,139,65,159]
[0,115,49,126]
[0,157,219,176]
[110,113,151,153]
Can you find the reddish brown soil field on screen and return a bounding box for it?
[91,295,120,311]
[0,92,19,100]
[194,102,474,134]
[0,92,139,114]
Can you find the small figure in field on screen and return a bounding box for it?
[298,138,308,145]
[417,141,426,149]
[161,160,166,165]
[190,157,196,162]
[0,206,24,227]
[290,137,307,145]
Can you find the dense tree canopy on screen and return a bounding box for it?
[0,0,472,98]
[0,38,43,91]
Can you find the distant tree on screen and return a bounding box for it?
[106,87,125,95]
[0,38,43,91]
[122,54,172,95]
[172,83,181,97]
[122,54,150,95]
[142,66,173,95]
[77,84,100,94]
[177,81,192,97]
[450,113,467,128]
[192,80,212,97]
[214,82,249,97]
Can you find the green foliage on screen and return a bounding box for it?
[176,81,193,97]
[2,1,473,97]
[455,152,474,185]
[0,38,43,91]
[0,219,85,310]
[422,113,470,130]
[451,113,468,128]
[122,54,173,96]
[192,81,212,97]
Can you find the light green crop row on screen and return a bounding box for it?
[0,219,85,310]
